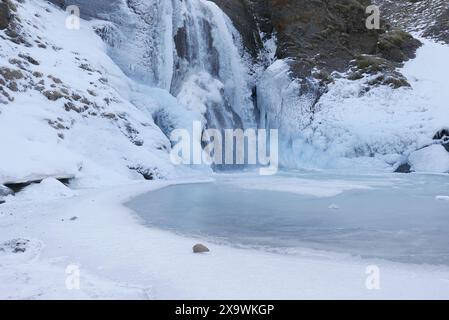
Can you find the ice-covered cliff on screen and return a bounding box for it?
[0,0,184,187]
[1,0,449,188]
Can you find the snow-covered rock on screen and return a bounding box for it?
[16,177,75,201]
[0,0,186,186]
[409,145,449,173]
[0,185,13,196]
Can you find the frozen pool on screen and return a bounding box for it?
[127,172,449,265]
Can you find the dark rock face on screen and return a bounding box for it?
[253,0,420,81]
[210,0,421,92]
[434,129,449,152]
[395,163,412,173]
[270,0,378,75]
[0,1,11,30]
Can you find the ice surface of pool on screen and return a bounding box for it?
[127,172,449,265]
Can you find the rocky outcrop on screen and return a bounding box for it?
[210,0,421,96]
[0,1,12,30]
[374,0,449,44]
[251,0,420,84]
[271,0,379,75]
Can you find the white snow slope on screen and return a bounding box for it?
[0,0,199,187]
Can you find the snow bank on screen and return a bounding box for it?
[16,178,76,201]
[409,145,449,173]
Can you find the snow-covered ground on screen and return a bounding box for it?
[2,175,449,300]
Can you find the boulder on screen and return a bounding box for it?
[193,244,210,253]
[394,163,412,174]
[0,2,11,30]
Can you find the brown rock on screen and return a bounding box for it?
[193,244,210,254]
[0,3,11,30]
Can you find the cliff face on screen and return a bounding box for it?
[48,0,421,86]
[268,0,379,74]
[2,0,448,176]
[213,0,420,84]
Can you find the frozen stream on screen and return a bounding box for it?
[127,172,449,266]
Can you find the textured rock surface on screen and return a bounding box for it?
[374,0,449,44]
[256,1,420,81]
[0,2,11,30]
[193,244,210,253]
[212,0,422,93]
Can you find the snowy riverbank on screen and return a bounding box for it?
[2,175,449,299]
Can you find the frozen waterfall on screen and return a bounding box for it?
[91,0,257,132]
